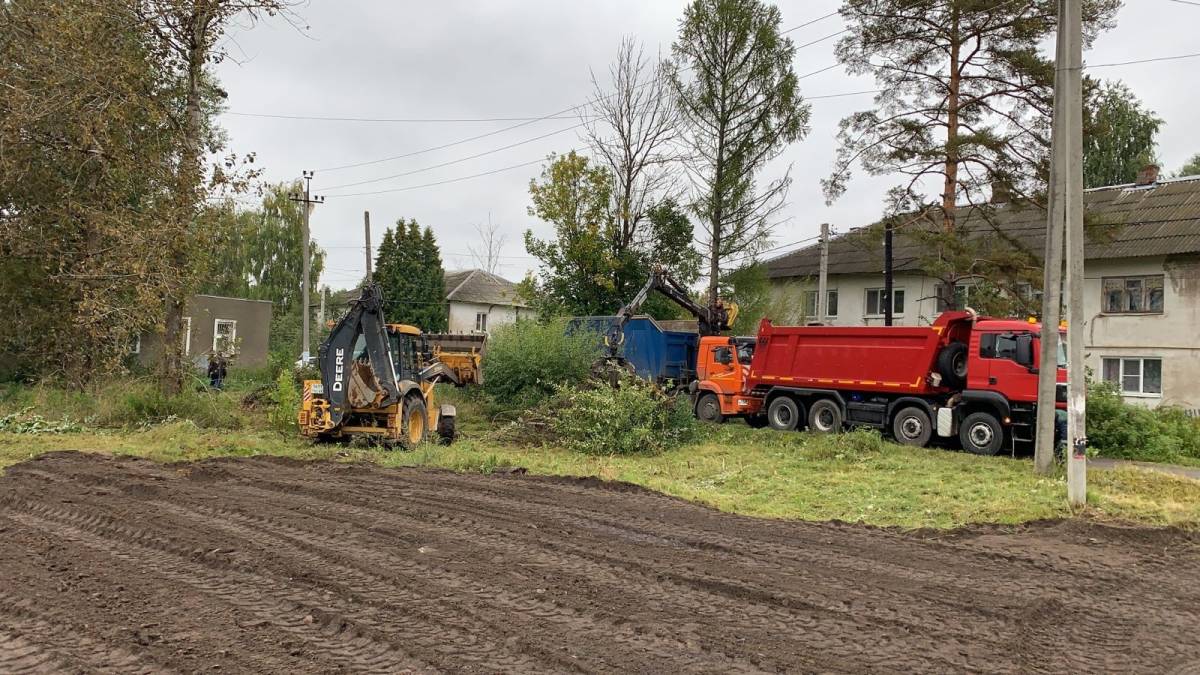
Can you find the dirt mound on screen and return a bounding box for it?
[1,451,1198,673]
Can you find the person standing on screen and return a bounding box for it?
[207,354,227,390]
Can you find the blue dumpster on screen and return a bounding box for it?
[571,315,700,386]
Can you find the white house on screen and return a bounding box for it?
[765,169,1200,411]
[443,269,530,333]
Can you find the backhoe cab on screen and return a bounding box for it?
[298,284,480,447]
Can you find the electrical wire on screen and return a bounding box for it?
[322,158,545,198]
[1085,51,1200,69]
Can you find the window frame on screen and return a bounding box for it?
[131,335,141,355]
[1102,274,1165,315]
[474,311,488,333]
[182,316,192,356]
[212,318,237,354]
[864,287,905,317]
[1101,356,1163,397]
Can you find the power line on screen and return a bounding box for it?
[1163,0,1200,7]
[322,158,545,198]
[227,111,586,123]
[322,122,587,192]
[1085,51,1200,69]
[314,9,848,173]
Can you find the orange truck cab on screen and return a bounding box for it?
[692,311,1068,455]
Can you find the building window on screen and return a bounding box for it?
[182,316,192,356]
[865,288,904,316]
[1103,275,1164,314]
[130,335,141,355]
[213,319,237,354]
[1102,357,1162,396]
[801,289,839,319]
[475,312,488,332]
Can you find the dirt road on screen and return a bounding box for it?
[0,452,1197,673]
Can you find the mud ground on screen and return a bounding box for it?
[0,452,1197,674]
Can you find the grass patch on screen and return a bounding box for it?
[1,379,1196,530]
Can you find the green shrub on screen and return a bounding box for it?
[269,370,300,433]
[0,407,85,434]
[549,375,696,455]
[803,428,887,462]
[97,383,242,430]
[1087,380,1200,463]
[482,318,600,409]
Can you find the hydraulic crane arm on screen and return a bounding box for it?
[317,283,401,428]
[605,268,736,357]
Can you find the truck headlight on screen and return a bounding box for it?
[310,383,324,396]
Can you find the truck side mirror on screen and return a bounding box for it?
[1015,334,1034,368]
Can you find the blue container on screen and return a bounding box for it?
[571,315,700,385]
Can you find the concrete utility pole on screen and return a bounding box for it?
[289,171,324,362]
[1060,0,1087,506]
[318,287,326,335]
[364,211,373,284]
[1035,0,1087,506]
[817,223,830,321]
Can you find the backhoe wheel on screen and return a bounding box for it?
[892,406,932,447]
[401,396,429,449]
[767,396,802,431]
[437,414,457,445]
[808,399,843,434]
[695,393,725,424]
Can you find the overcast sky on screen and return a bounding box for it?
[214,0,1200,290]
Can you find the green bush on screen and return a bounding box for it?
[549,375,696,455]
[482,318,600,409]
[97,383,242,430]
[1087,380,1200,463]
[269,370,300,433]
[802,428,887,461]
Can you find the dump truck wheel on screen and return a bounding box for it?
[401,396,428,448]
[959,411,1003,455]
[767,396,802,431]
[892,406,932,447]
[937,342,968,388]
[695,393,725,424]
[808,399,843,434]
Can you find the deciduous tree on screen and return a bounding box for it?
[670,0,810,306]
[1083,79,1161,188]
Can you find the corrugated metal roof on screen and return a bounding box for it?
[767,176,1200,279]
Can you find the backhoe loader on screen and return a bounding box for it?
[298,284,481,446]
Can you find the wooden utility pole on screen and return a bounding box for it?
[364,211,373,284]
[289,171,323,362]
[1060,0,1087,506]
[883,219,894,326]
[817,223,830,321]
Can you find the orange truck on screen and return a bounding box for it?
[690,311,1067,455]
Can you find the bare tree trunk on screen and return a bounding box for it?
[940,10,962,310]
[159,9,209,396]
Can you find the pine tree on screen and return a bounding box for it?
[373,219,447,331]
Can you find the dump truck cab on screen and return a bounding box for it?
[693,335,762,422]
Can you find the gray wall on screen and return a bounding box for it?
[137,295,272,370]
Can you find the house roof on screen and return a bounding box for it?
[766,175,1200,279]
[444,269,528,307]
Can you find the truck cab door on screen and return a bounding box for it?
[978,332,1037,403]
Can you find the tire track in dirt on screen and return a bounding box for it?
[1,452,1198,674]
[3,504,431,674]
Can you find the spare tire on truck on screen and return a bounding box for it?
[936,342,968,388]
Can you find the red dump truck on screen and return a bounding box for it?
[691,311,1067,455]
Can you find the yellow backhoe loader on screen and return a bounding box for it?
[298,284,481,446]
